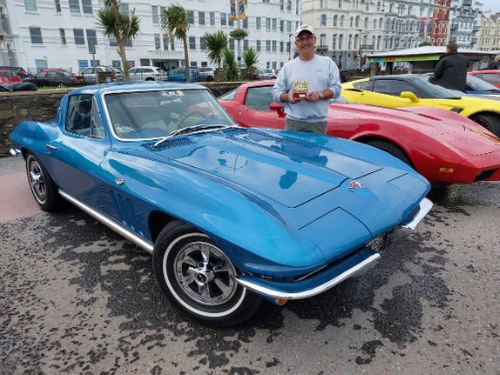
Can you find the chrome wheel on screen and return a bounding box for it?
[28,157,47,204]
[173,241,238,306]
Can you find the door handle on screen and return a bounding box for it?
[45,144,58,151]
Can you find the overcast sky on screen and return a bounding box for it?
[480,0,500,13]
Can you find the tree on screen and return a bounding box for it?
[96,0,139,80]
[162,5,191,82]
[223,49,238,81]
[242,48,259,80]
[204,31,228,69]
[229,28,248,65]
[419,41,432,47]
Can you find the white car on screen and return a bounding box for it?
[198,67,215,81]
[128,66,166,81]
[257,68,277,79]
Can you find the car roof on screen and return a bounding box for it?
[469,70,499,74]
[69,81,205,95]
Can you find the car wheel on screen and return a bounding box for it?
[365,140,412,166]
[146,77,154,81]
[25,153,61,211]
[206,75,214,82]
[470,113,500,137]
[152,220,262,326]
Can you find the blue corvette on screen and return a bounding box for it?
[9,82,432,326]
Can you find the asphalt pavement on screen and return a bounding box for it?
[0,156,499,374]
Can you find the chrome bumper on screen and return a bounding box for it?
[236,252,380,300]
[9,147,21,156]
[402,197,433,230]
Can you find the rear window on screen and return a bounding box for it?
[353,80,373,91]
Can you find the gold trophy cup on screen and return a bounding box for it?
[292,80,308,100]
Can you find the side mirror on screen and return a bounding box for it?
[400,91,419,103]
[269,102,285,117]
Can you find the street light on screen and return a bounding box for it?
[288,33,294,60]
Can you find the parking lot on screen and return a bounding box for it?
[0,156,498,374]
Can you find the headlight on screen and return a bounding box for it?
[450,108,463,113]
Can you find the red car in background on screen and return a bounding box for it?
[219,80,500,185]
[468,70,500,88]
[0,70,22,84]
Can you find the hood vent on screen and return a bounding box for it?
[144,138,193,151]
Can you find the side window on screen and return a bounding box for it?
[66,94,96,137]
[245,86,274,110]
[90,98,105,138]
[373,80,413,96]
[353,80,374,91]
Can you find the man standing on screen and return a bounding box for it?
[434,42,470,91]
[273,24,341,135]
[488,55,500,69]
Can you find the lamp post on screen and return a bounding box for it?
[288,33,294,60]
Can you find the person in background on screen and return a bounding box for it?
[434,42,470,91]
[272,24,341,135]
[488,55,500,70]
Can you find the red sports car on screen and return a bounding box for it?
[219,80,500,185]
[468,70,500,88]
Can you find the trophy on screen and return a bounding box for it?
[292,80,308,100]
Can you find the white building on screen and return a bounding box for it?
[0,0,301,72]
[448,0,483,49]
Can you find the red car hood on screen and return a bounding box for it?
[330,104,500,156]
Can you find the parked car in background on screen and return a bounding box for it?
[128,66,166,81]
[79,66,118,84]
[0,66,33,80]
[219,80,500,186]
[166,67,201,82]
[257,68,277,79]
[27,68,84,88]
[468,70,500,88]
[198,67,215,81]
[9,81,431,326]
[0,69,22,84]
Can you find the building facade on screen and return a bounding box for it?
[475,11,500,51]
[0,0,300,73]
[448,0,483,49]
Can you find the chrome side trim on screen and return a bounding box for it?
[9,147,21,156]
[58,190,154,254]
[236,252,381,300]
[402,197,433,230]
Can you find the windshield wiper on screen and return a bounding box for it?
[153,124,237,147]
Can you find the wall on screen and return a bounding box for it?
[0,82,239,157]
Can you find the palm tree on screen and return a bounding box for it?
[204,31,227,70]
[96,0,140,80]
[223,48,238,81]
[242,48,259,80]
[229,28,248,65]
[162,5,190,82]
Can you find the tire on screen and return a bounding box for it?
[206,75,214,82]
[145,77,154,81]
[470,113,500,137]
[152,220,262,326]
[365,140,412,166]
[25,153,61,211]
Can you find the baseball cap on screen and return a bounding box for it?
[295,24,315,38]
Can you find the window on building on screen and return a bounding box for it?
[187,10,194,24]
[348,35,352,49]
[109,37,117,47]
[364,17,368,29]
[332,34,337,49]
[272,18,277,30]
[287,20,291,32]
[243,17,248,28]
[266,40,271,52]
[60,28,66,45]
[320,34,326,46]
[256,17,261,29]
[295,0,299,14]
[321,14,326,26]
[210,12,215,25]
[221,12,226,26]
[152,6,159,24]
[340,15,344,27]
[280,0,284,10]
[287,0,291,11]
[69,0,80,12]
[228,14,234,26]
[154,34,160,50]
[199,12,205,25]
[29,26,43,44]
[256,40,261,52]
[320,0,325,8]
[82,0,92,14]
[74,28,85,45]
[189,36,196,49]
[25,0,37,12]
[120,3,129,16]
[200,37,206,50]
[86,29,97,48]
[333,15,338,26]
[280,41,284,52]
[272,40,277,52]
[190,61,197,67]
[244,39,249,51]
[229,38,234,50]
[54,0,61,12]
[355,16,359,28]
[266,17,271,30]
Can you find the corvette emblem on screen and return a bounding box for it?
[348,180,365,190]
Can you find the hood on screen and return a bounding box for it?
[144,128,383,208]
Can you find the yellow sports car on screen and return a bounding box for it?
[342,74,500,137]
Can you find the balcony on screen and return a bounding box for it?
[450,23,458,30]
[360,44,374,50]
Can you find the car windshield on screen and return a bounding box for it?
[105,89,237,140]
[466,75,500,91]
[418,76,464,98]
